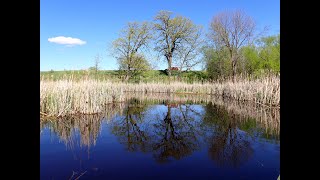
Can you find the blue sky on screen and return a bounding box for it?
[40,0,280,71]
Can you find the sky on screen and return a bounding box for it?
[40,0,280,71]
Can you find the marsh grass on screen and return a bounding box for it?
[210,96,280,139]
[40,94,279,150]
[40,75,279,116]
[40,79,125,116]
[123,92,212,104]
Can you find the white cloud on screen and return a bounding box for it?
[48,36,86,46]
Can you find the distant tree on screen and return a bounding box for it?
[208,10,256,81]
[88,66,96,72]
[240,34,280,76]
[111,22,152,81]
[153,10,202,77]
[257,34,280,73]
[203,46,232,80]
[240,45,261,75]
[94,54,102,74]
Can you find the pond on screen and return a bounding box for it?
[40,95,280,180]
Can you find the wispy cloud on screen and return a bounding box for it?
[48,36,86,46]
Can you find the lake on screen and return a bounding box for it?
[40,95,280,180]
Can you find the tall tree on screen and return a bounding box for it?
[176,28,203,72]
[153,10,202,77]
[209,10,256,81]
[111,22,152,81]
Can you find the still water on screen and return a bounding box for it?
[40,97,280,180]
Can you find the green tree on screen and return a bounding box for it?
[111,22,152,81]
[240,45,261,75]
[153,10,202,78]
[202,46,232,80]
[257,34,280,73]
[117,53,151,80]
[240,34,280,76]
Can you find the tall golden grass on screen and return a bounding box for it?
[40,79,125,116]
[40,75,279,116]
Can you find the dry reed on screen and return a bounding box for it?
[40,75,279,116]
[41,94,279,150]
[209,96,280,139]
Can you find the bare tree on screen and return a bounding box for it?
[176,28,203,72]
[153,10,202,78]
[94,54,102,74]
[209,10,256,81]
[111,22,152,81]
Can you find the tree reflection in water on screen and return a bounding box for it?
[203,102,254,167]
[109,99,202,163]
[151,104,201,163]
[110,98,152,152]
[41,95,279,168]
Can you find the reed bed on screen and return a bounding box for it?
[122,92,212,104]
[40,79,125,116]
[209,97,280,139]
[41,94,279,150]
[123,93,280,139]
[40,103,126,149]
[40,75,279,116]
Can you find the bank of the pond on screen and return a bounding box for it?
[40,75,279,116]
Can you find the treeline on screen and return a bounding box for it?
[108,9,280,81]
[204,34,280,80]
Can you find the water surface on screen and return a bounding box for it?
[40,97,280,180]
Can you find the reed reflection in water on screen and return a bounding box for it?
[40,93,280,179]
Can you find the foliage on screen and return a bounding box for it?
[204,34,280,79]
[203,46,232,80]
[117,53,151,79]
[257,34,280,73]
[240,34,280,76]
[208,10,256,79]
[153,10,202,76]
[111,21,152,81]
[88,66,98,72]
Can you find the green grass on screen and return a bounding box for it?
[40,69,208,83]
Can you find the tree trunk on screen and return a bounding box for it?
[231,56,237,83]
[165,106,172,123]
[167,56,172,77]
[125,69,130,82]
[167,55,172,84]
